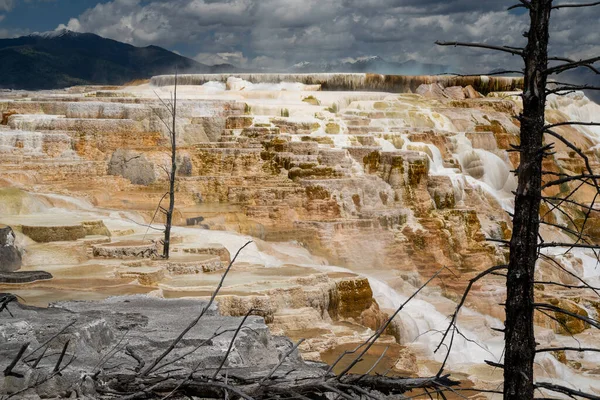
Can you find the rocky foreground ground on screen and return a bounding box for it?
[0,295,458,399]
[0,295,311,398]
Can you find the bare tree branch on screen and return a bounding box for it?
[541,174,600,189]
[143,192,170,241]
[5,355,76,400]
[337,267,448,379]
[435,41,524,56]
[539,253,600,297]
[552,1,600,9]
[141,241,253,376]
[508,1,532,11]
[538,242,600,250]
[162,69,178,260]
[24,320,77,361]
[260,339,305,384]
[535,382,600,400]
[359,346,390,381]
[0,294,17,316]
[125,346,146,373]
[545,122,600,130]
[534,280,600,291]
[30,346,47,369]
[3,343,29,377]
[53,340,70,374]
[545,55,600,75]
[547,85,600,94]
[536,346,600,354]
[151,327,250,375]
[212,309,258,379]
[434,265,508,354]
[534,303,600,329]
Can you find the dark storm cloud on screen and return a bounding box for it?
[341,0,509,14]
[51,0,599,72]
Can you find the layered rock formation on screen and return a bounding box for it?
[0,76,599,392]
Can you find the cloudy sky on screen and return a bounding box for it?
[0,0,598,72]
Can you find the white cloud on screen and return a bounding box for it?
[56,0,600,73]
[194,51,248,66]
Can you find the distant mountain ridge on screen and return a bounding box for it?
[0,30,453,91]
[0,29,238,90]
[289,56,451,75]
[4,29,593,101]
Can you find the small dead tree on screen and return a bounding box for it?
[436,1,600,399]
[150,72,179,259]
[163,73,178,260]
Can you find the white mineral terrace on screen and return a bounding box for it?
[150,73,524,94]
[1,77,599,397]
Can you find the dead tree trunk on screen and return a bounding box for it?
[503,2,551,398]
[163,73,178,260]
[438,2,600,399]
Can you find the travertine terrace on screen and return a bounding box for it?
[1,74,600,391]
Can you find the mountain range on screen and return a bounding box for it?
[0,30,453,90]
[0,29,596,102]
[0,29,237,90]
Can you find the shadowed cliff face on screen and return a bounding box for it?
[0,78,599,391]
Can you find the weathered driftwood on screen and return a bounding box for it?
[95,372,459,399]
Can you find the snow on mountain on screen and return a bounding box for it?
[28,29,84,39]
